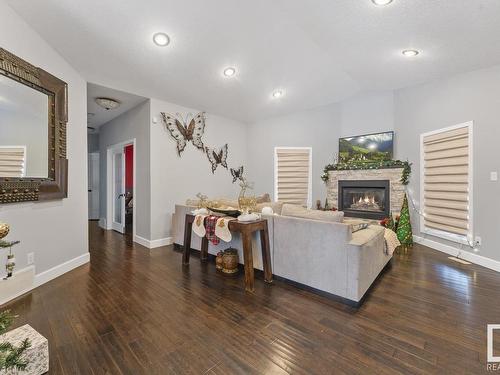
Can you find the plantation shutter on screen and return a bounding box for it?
[422,125,471,237]
[0,146,26,177]
[275,148,311,206]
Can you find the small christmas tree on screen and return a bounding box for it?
[396,193,413,248]
[0,310,31,371]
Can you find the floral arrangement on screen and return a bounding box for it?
[321,159,412,185]
[380,215,400,232]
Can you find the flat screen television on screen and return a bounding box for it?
[339,131,394,163]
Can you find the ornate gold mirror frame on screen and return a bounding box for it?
[0,48,68,204]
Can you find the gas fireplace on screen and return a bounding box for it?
[338,180,390,220]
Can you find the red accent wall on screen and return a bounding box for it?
[124,145,133,189]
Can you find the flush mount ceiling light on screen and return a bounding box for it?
[95,97,121,111]
[402,49,420,57]
[153,32,170,47]
[371,0,393,5]
[223,67,236,77]
[272,90,284,99]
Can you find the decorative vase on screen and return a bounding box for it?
[222,248,239,274]
[238,196,257,214]
[0,222,9,240]
[215,251,224,271]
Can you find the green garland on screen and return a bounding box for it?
[322,160,412,185]
[0,310,30,371]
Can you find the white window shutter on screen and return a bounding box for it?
[422,124,472,239]
[275,147,312,207]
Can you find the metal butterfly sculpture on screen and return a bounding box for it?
[205,144,228,173]
[160,112,206,156]
[230,166,244,183]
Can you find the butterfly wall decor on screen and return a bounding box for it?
[160,112,206,156]
[205,144,228,173]
[230,166,244,183]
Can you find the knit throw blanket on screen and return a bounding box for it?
[384,228,400,256]
[205,215,220,245]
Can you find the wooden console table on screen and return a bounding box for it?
[182,214,273,292]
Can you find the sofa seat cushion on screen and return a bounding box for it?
[281,204,344,222]
[349,225,385,246]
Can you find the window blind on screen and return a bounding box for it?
[275,148,311,206]
[0,146,26,178]
[422,125,471,238]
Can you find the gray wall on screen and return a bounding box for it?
[150,98,248,240]
[247,91,395,206]
[0,1,88,277]
[394,65,500,262]
[99,100,150,239]
[87,133,99,153]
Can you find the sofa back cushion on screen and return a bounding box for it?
[281,204,344,222]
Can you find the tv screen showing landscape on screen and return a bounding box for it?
[339,131,394,163]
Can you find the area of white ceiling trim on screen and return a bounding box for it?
[87,83,147,129]
[8,0,500,123]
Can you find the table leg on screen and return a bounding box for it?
[242,231,255,293]
[260,226,273,283]
[200,237,209,262]
[183,216,193,265]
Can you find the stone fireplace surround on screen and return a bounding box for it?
[326,168,405,216]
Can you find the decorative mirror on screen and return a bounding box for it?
[0,48,68,204]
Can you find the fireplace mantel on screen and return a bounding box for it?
[326,168,405,215]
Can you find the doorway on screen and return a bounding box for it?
[88,152,100,220]
[106,139,135,236]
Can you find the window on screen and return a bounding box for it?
[420,122,473,244]
[0,146,26,177]
[274,147,312,207]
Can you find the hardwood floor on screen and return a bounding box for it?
[2,222,499,374]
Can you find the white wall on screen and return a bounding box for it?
[150,98,248,241]
[98,100,150,239]
[247,91,395,206]
[394,65,500,263]
[0,1,88,278]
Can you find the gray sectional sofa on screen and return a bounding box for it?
[172,203,392,306]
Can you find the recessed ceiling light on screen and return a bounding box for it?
[153,32,170,47]
[95,97,121,110]
[223,67,236,77]
[402,49,420,57]
[371,0,393,5]
[272,90,284,99]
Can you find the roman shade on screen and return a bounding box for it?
[422,124,471,238]
[0,146,26,178]
[275,147,311,207]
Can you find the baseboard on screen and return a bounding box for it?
[0,266,35,306]
[98,218,108,230]
[414,235,500,272]
[1,253,90,306]
[34,253,90,287]
[134,235,173,249]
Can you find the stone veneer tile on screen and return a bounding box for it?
[327,168,405,215]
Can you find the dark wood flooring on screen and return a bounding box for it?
[2,222,499,374]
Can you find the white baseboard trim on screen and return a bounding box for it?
[98,218,109,230]
[1,253,90,306]
[0,266,35,306]
[133,235,173,249]
[414,235,500,272]
[34,253,90,287]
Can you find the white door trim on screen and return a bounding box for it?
[106,139,136,239]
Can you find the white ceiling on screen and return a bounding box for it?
[87,83,146,130]
[7,0,500,123]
